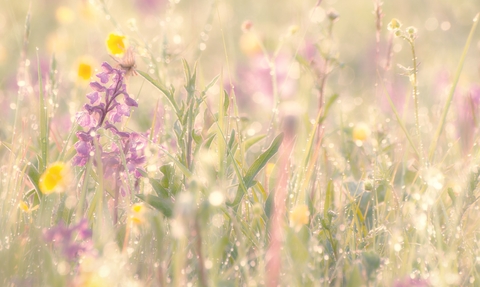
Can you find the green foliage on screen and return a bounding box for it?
[2,1,480,286]
[136,164,182,217]
[229,133,284,209]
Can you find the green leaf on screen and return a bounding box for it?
[158,146,192,178]
[1,141,13,152]
[58,123,78,161]
[158,164,183,196]
[203,133,216,149]
[287,228,309,264]
[182,59,191,84]
[447,188,456,205]
[137,70,179,114]
[174,120,184,142]
[295,54,311,68]
[137,70,170,96]
[363,251,381,279]
[254,181,267,201]
[243,133,283,189]
[24,188,36,199]
[203,108,215,131]
[242,134,266,151]
[318,93,339,124]
[347,264,364,287]
[160,164,175,184]
[137,166,180,198]
[136,194,173,218]
[190,63,197,90]
[150,178,169,198]
[26,164,42,197]
[229,133,284,208]
[223,90,229,113]
[136,169,148,178]
[265,189,274,218]
[227,129,236,153]
[192,129,203,145]
[203,75,220,95]
[182,59,197,94]
[324,180,334,223]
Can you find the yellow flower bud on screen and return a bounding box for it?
[288,25,300,35]
[20,201,31,213]
[388,18,402,31]
[289,204,310,230]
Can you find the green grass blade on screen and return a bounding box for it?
[324,180,334,223]
[293,94,337,204]
[37,52,48,172]
[230,133,284,208]
[428,13,480,162]
[137,70,180,115]
[157,144,193,178]
[58,123,78,161]
[217,73,226,176]
[242,134,266,152]
[380,76,421,159]
[243,133,283,189]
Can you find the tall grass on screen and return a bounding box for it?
[0,1,480,286]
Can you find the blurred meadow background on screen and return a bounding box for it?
[1,0,480,286]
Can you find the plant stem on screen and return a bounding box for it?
[407,38,424,165]
[194,218,208,286]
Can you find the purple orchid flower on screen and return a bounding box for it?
[72,62,146,195]
[43,219,94,261]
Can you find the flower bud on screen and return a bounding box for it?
[288,25,299,35]
[406,26,417,39]
[241,20,253,33]
[388,18,402,31]
[327,9,339,22]
[364,180,373,191]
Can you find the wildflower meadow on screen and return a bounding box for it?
[2,0,480,286]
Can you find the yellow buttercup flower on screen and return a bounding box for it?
[78,62,93,81]
[39,162,70,194]
[129,203,146,225]
[289,204,310,230]
[76,56,96,83]
[352,123,371,143]
[106,33,126,55]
